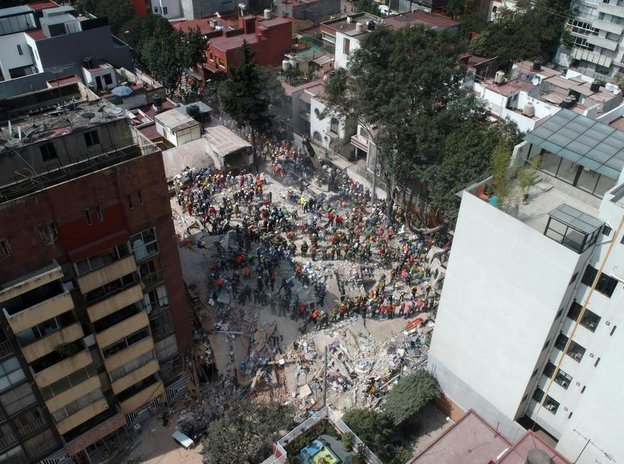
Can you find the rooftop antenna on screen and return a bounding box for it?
[8,120,12,137]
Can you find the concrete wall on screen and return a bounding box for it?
[428,192,581,422]
[0,72,48,99]
[277,0,341,24]
[334,31,361,70]
[309,95,346,147]
[35,27,132,79]
[0,119,135,188]
[0,32,36,80]
[151,0,183,18]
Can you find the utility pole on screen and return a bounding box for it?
[323,345,328,407]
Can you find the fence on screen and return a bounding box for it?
[270,406,383,464]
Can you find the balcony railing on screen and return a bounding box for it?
[140,270,164,288]
[0,339,13,358]
[0,430,17,450]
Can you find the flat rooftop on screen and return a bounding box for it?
[0,98,127,150]
[154,108,199,131]
[498,431,571,464]
[410,410,511,464]
[469,172,601,237]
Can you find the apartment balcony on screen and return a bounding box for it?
[77,255,137,294]
[45,376,102,414]
[586,35,619,51]
[4,291,74,334]
[34,349,93,388]
[139,269,165,289]
[120,379,165,414]
[55,398,109,435]
[350,133,371,153]
[0,429,17,451]
[0,261,62,305]
[64,411,126,456]
[86,284,143,323]
[591,19,624,35]
[96,311,149,349]
[111,359,160,395]
[597,2,624,18]
[104,337,154,373]
[21,323,83,364]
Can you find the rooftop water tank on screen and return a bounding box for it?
[355,22,364,33]
[282,59,291,71]
[523,102,535,117]
[494,70,505,85]
[264,9,272,19]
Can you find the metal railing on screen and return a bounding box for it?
[272,407,383,464]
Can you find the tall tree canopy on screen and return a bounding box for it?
[325,26,495,220]
[73,0,134,35]
[201,402,293,464]
[120,15,207,96]
[468,0,572,69]
[218,41,273,169]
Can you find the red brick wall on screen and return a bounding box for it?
[0,151,192,352]
[205,19,292,73]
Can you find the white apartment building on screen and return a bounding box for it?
[556,0,624,80]
[428,109,624,464]
[0,3,132,98]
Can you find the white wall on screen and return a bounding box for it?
[151,0,182,18]
[334,31,361,70]
[429,192,582,422]
[309,95,346,148]
[0,33,35,80]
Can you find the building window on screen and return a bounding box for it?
[163,6,168,14]
[602,225,612,236]
[0,382,36,415]
[581,265,617,297]
[39,142,58,162]
[84,130,100,147]
[0,357,26,392]
[36,223,58,244]
[96,206,103,222]
[209,52,214,61]
[543,395,560,414]
[343,37,350,55]
[154,6,158,12]
[155,334,178,361]
[0,239,10,257]
[131,227,158,262]
[84,209,93,225]
[532,388,545,402]
[103,74,113,86]
[75,243,130,276]
[594,357,601,367]
[16,44,23,55]
[138,190,144,205]
[567,301,601,332]
[330,118,339,134]
[543,362,572,389]
[555,333,586,362]
[610,325,617,336]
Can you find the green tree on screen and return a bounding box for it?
[201,402,293,464]
[356,0,380,15]
[490,140,513,202]
[128,17,207,97]
[218,41,273,170]
[325,26,484,218]
[384,371,440,427]
[73,0,134,35]
[469,0,571,69]
[342,409,410,464]
[424,119,521,220]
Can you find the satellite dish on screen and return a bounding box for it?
[81,112,95,120]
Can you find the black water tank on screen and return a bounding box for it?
[590,81,601,92]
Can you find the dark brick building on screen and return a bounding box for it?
[0,82,192,463]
